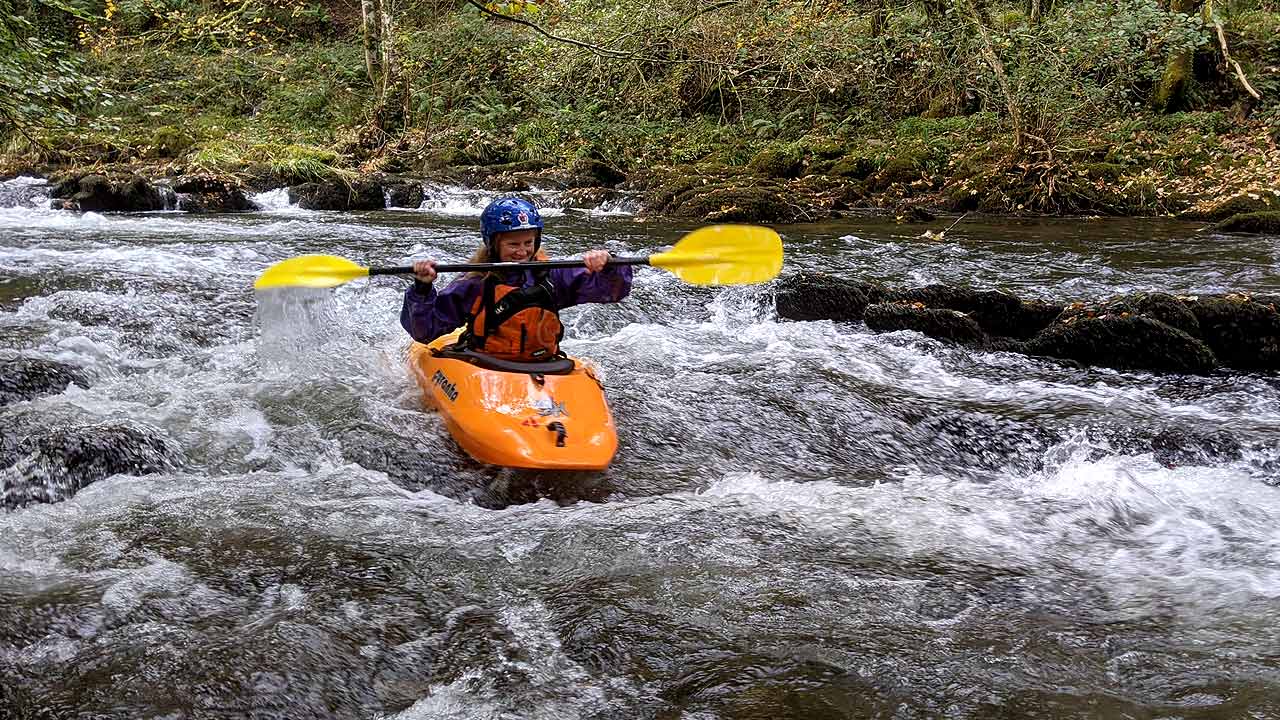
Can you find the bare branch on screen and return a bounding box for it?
[465,0,631,58]
[1213,17,1261,101]
[465,0,739,64]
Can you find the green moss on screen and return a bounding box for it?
[829,154,879,179]
[1200,192,1280,221]
[1081,163,1126,181]
[1212,211,1280,234]
[148,126,194,159]
[747,144,803,178]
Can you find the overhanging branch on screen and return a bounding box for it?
[465,0,631,58]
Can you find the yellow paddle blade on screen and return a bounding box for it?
[649,224,783,286]
[253,254,370,290]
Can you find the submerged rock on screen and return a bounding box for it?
[0,418,182,508]
[1150,428,1243,468]
[0,358,88,405]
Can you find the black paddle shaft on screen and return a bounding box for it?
[369,256,652,277]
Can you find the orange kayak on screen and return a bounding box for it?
[408,331,618,470]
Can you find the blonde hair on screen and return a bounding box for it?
[467,244,548,278]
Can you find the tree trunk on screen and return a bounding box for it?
[920,0,948,20]
[1151,0,1205,113]
[871,0,888,37]
[1029,0,1041,24]
[376,2,407,133]
[361,0,384,89]
[958,0,1022,145]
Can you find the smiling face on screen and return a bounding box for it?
[495,229,538,262]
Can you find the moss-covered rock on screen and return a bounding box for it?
[1193,192,1280,221]
[1080,162,1127,181]
[559,187,620,208]
[747,145,804,179]
[49,172,169,212]
[678,186,788,223]
[1211,211,1280,234]
[775,273,889,322]
[288,180,385,211]
[170,173,255,213]
[865,302,988,345]
[898,285,1063,339]
[867,154,925,191]
[1057,292,1202,338]
[385,178,425,208]
[1025,315,1217,374]
[1185,295,1280,370]
[828,154,879,180]
[149,126,195,159]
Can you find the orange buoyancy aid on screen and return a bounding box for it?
[461,272,565,361]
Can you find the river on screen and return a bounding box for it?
[2,176,1278,718]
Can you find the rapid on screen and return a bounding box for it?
[2,176,1279,718]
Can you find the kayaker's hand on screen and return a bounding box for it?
[583,250,609,273]
[413,260,437,284]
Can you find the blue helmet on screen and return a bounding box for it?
[480,197,543,254]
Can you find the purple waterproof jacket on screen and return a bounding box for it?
[400,264,633,344]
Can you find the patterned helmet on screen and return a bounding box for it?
[480,197,543,254]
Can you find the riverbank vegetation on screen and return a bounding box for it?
[2,0,1278,217]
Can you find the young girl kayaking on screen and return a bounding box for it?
[400,197,633,361]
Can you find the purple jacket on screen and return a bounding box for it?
[400,264,633,344]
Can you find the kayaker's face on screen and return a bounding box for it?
[496,230,537,262]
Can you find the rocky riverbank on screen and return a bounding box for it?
[10,150,1280,234]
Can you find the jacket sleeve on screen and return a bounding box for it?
[550,263,633,309]
[400,277,478,344]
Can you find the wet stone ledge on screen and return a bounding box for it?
[776,272,1280,374]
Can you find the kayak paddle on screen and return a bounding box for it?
[253,224,783,290]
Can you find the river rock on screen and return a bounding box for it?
[559,187,619,209]
[897,285,1063,340]
[170,173,256,213]
[0,358,88,405]
[1192,191,1280,221]
[1,418,181,508]
[1057,292,1201,338]
[775,273,889,322]
[864,302,987,345]
[385,179,425,208]
[1211,211,1280,234]
[1184,294,1280,371]
[674,185,789,223]
[49,172,170,212]
[1150,427,1242,468]
[288,181,385,211]
[478,172,530,192]
[1024,314,1218,374]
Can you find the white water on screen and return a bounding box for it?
[2,185,1279,717]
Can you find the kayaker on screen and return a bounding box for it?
[400,197,632,361]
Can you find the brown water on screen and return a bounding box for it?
[2,178,1279,718]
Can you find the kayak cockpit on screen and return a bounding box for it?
[430,344,576,376]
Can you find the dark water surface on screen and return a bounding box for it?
[2,178,1279,718]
